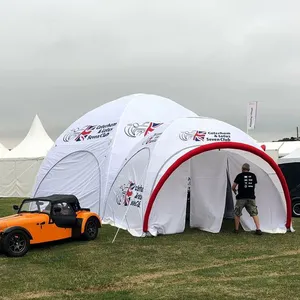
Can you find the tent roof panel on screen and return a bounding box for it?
[278,147,300,164]
[0,142,9,158]
[4,115,54,158]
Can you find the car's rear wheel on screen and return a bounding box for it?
[2,230,30,257]
[82,217,99,241]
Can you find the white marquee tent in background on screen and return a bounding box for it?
[259,141,300,162]
[0,143,8,158]
[103,117,292,237]
[32,94,198,216]
[0,115,54,197]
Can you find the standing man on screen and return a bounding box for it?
[232,163,262,235]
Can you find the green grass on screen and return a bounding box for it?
[0,198,300,300]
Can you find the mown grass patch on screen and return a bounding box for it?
[0,198,299,300]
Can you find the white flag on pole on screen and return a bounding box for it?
[247,101,258,130]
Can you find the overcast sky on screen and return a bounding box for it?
[1,0,300,148]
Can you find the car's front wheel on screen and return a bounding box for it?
[292,199,300,217]
[82,217,99,240]
[2,230,30,257]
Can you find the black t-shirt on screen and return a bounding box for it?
[234,172,257,200]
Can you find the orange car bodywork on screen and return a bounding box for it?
[0,211,101,244]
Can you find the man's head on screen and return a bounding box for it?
[242,163,250,172]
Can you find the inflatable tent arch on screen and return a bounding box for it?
[104,117,292,236]
[143,142,292,233]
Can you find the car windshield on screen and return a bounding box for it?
[19,200,51,214]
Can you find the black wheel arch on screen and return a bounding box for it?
[292,197,300,203]
[2,227,33,240]
[89,216,101,228]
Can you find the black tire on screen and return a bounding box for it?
[2,230,30,257]
[82,217,99,241]
[292,199,300,217]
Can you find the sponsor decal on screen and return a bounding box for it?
[63,123,117,142]
[124,122,162,138]
[179,130,231,142]
[142,133,162,145]
[116,181,144,208]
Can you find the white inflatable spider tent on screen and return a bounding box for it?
[32,94,197,216]
[103,117,292,237]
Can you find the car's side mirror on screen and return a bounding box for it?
[13,205,19,211]
[54,207,61,213]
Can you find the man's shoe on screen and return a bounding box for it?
[255,229,262,235]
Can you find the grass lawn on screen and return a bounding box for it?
[0,197,300,300]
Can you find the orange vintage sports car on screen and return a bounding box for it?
[0,194,101,257]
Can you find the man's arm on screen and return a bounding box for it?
[232,182,237,195]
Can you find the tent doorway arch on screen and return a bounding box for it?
[143,142,292,234]
[33,150,101,214]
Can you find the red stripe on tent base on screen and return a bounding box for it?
[143,142,292,232]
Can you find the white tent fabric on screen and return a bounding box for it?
[259,142,283,151]
[0,157,44,197]
[259,141,300,159]
[32,94,198,215]
[0,115,54,197]
[278,148,300,164]
[259,142,283,162]
[4,115,54,158]
[278,142,300,158]
[0,143,8,158]
[104,117,290,237]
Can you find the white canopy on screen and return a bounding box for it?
[0,143,8,158]
[4,115,54,158]
[278,142,300,158]
[259,141,300,158]
[259,142,283,150]
[0,115,54,197]
[104,117,291,237]
[278,148,300,164]
[32,94,198,216]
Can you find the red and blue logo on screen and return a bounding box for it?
[144,122,162,136]
[74,125,96,142]
[193,131,206,142]
[124,122,163,138]
[179,130,207,142]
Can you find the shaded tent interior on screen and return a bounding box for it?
[279,163,300,200]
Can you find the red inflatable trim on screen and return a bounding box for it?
[143,142,292,232]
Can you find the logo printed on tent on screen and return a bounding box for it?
[179,130,207,142]
[75,125,96,141]
[179,130,231,142]
[144,122,162,136]
[142,133,162,145]
[125,181,136,206]
[62,123,117,142]
[124,122,163,138]
[116,181,144,208]
[193,131,206,141]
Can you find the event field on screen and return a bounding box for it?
[0,197,300,300]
